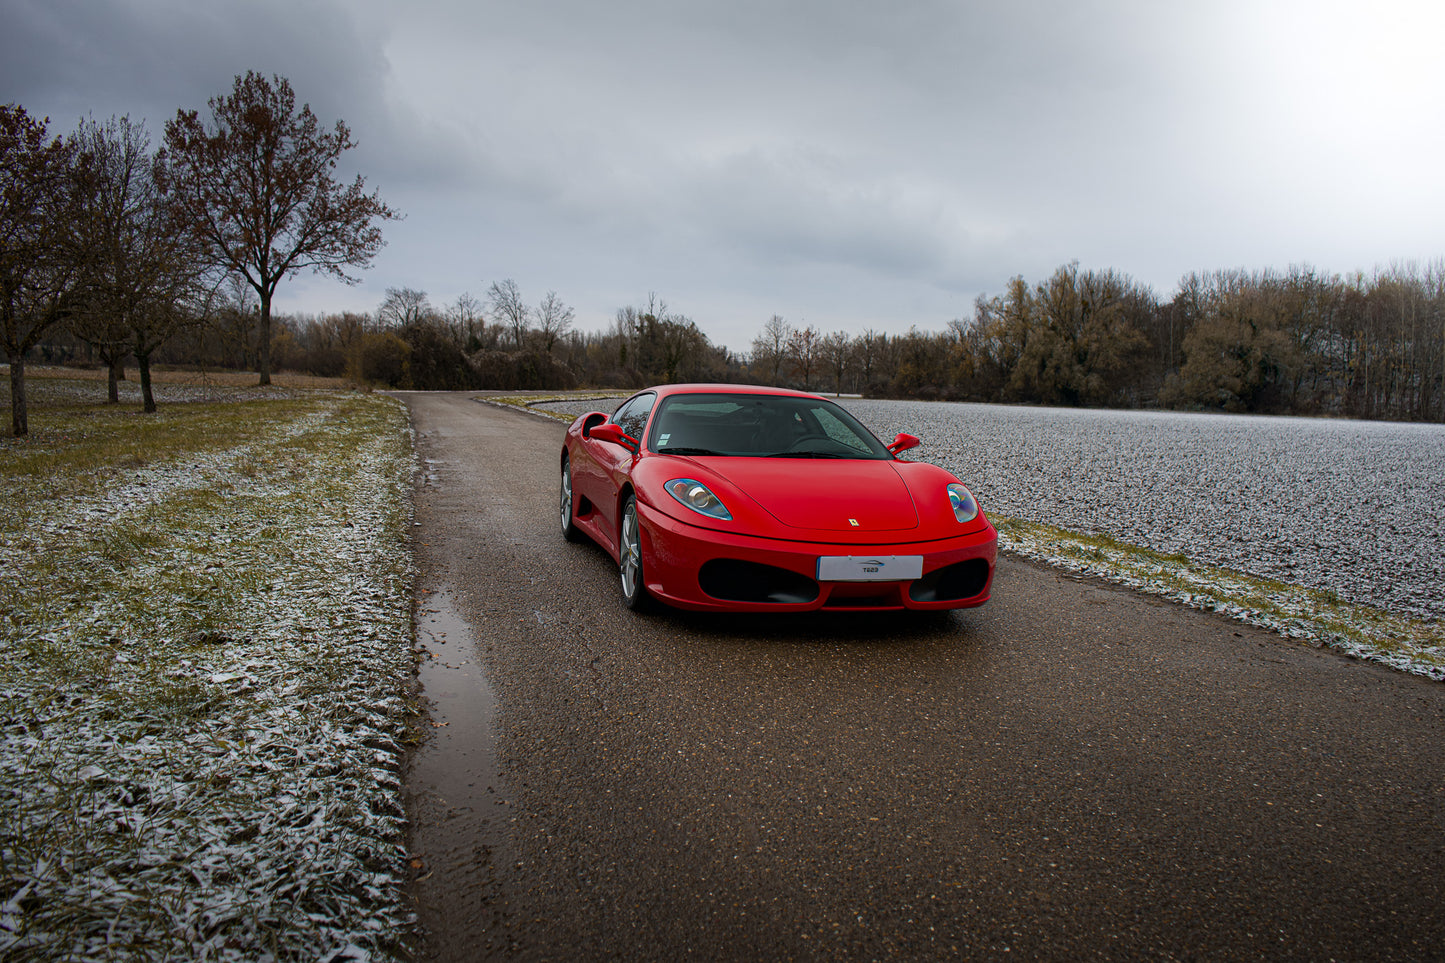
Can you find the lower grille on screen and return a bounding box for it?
[908,558,990,603]
[698,559,820,604]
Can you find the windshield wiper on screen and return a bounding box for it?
[766,450,846,459]
[661,446,725,456]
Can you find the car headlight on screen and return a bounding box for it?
[664,478,733,520]
[947,483,978,523]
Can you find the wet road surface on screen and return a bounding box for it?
[401,392,1445,961]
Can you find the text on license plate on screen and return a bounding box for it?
[816,555,924,582]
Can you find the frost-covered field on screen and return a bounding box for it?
[520,393,1444,679]
[845,401,1445,619]
[1,391,416,961]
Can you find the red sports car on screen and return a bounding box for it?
[559,384,997,612]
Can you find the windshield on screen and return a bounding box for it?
[646,393,892,459]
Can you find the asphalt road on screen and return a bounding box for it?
[400,392,1445,962]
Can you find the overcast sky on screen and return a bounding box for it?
[5,0,1443,352]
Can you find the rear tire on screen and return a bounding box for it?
[619,494,651,611]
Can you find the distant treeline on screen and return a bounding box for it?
[750,260,1445,422]
[36,260,1445,423]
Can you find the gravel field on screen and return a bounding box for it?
[845,400,1445,623]
[531,395,1445,624]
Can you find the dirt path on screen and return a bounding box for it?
[401,391,1445,961]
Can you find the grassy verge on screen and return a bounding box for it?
[483,392,622,423]
[19,363,349,390]
[1,388,416,960]
[998,518,1445,680]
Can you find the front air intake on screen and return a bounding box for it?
[908,558,990,603]
[698,559,819,604]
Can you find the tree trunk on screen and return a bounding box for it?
[138,351,156,413]
[107,356,123,403]
[7,352,27,437]
[258,287,273,386]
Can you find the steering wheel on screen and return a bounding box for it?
[785,433,835,452]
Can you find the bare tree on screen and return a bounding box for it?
[133,297,209,413]
[69,115,209,412]
[854,328,888,391]
[819,330,853,394]
[377,286,432,328]
[81,318,132,402]
[210,274,259,370]
[535,290,574,354]
[750,314,791,385]
[785,324,821,388]
[1,105,81,435]
[69,290,132,403]
[613,305,640,370]
[488,278,530,349]
[446,291,486,350]
[163,71,397,385]
[67,116,142,404]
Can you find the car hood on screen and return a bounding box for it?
[706,458,919,532]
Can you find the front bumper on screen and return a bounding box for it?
[636,499,997,612]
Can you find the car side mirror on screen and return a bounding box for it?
[579,412,607,436]
[590,423,640,451]
[887,432,921,455]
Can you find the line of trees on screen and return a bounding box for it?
[28,257,1445,423]
[749,261,1445,422]
[159,287,742,392]
[180,257,1445,425]
[1,71,394,434]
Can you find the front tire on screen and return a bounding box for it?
[560,455,581,542]
[619,494,650,610]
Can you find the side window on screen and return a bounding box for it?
[611,392,655,442]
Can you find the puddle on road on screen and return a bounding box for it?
[415,593,500,802]
[407,590,510,956]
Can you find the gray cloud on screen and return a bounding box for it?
[5,0,1444,350]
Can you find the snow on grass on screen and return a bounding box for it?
[998,518,1445,681]
[1,390,417,961]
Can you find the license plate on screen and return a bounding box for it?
[816,555,924,582]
